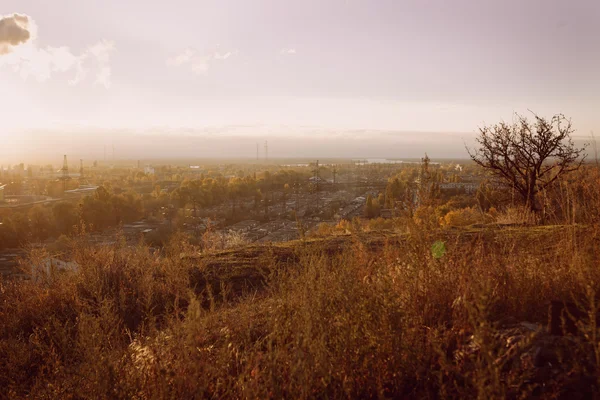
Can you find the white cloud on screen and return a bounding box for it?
[214,51,232,60]
[94,66,112,89]
[0,13,115,88]
[167,47,237,75]
[166,48,195,66]
[280,48,297,55]
[191,59,210,74]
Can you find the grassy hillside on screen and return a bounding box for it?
[1,224,600,398]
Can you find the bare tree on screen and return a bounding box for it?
[467,113,586,212]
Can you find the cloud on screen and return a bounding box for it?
[70,40,115,88]
[214,51,233,60]
[166,48,194,66]
[0,13,32,55]
[167,47,237,75]
[94,66,112,89]
[280,48,297,55]
[0,13,115,88]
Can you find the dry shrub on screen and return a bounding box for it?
[202,230,249,251]
[413,205,439,228]
[2,218,600,398]
[335,219,352,234]
[365,217,394,231]
[314,222,335,237]
[441,207,488,227]
[495,206,538,225]
[224,230,249,249]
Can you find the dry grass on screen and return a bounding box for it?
[1,222,600,398]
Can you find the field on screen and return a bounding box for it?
[2,221,600,399]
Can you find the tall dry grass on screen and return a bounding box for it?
[1,222,599,398]
[1,167,600,398]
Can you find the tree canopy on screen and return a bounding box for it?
[468,113,586,212]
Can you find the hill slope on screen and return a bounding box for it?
[1,224,599,398]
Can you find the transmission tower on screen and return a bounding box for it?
[59,155,71,193]
[264,141,268,162]
[79,159,89,185]
[313,160,320,210]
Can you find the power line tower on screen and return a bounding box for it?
[264,141,268,162]
[59,155,71,194]
[418,153,432,207]
[79,159,89,185]
[313,160,320,211]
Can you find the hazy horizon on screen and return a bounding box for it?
[2,126,476,165]
[1,0,599,161]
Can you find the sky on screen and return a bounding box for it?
[1,0,599,161]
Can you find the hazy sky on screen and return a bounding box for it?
[1,0,599,160]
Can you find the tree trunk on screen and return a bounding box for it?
[527,174,538,213]
[528,192,537,213]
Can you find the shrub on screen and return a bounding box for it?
[366,217,394,231]
[495,206,537,225]
[413,205,439,227]
[442,207,486,227]
[2,215,600,398]
[315,222,335,236]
